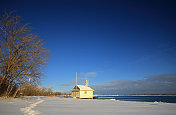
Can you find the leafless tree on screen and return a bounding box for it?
[0,11,49,97]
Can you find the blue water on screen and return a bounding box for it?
[98,96,176,103]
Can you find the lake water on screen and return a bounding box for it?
[99,96,176,103]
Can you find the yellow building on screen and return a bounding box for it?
[72,80,94,99]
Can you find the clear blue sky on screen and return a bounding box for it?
[1,0,176,94]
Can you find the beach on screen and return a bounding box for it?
[0,97,176,115]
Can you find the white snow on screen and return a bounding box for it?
[76,85,94,90]
[20,97,44,115]
[0,97,176,115]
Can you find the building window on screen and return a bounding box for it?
[84,91,87,94]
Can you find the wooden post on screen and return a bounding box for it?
[28,78,31,87]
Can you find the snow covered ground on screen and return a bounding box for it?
[0,96,176,115]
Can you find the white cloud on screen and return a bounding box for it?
[56,81,75,86]
[92,74,176,95]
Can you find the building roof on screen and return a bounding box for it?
[72,85,94,91]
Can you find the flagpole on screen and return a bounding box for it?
[76,72,77,90]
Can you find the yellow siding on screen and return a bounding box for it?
[72,85,94,99]
[79,90,93,99]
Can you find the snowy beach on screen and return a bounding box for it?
[0,97,176,115]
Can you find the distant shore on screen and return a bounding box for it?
[94,94,176,96]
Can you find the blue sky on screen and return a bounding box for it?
[1,0,176,94]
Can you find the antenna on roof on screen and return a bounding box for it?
[76,72,77,90]
[76,72,77,86]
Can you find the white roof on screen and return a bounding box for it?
[73,85,94,91]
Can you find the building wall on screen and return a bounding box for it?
[79,90,93,99]
[72,91,80,98]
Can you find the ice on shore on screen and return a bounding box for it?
[0,97,176,115]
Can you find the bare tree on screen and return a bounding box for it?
[0,11,49,97]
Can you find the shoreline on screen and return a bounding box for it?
[94,95,176,96]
